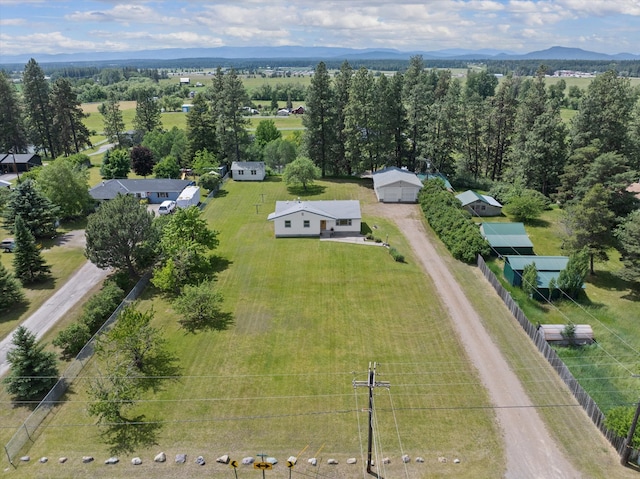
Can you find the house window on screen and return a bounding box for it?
[303,220,310,228]
[238,170,244,175]
[251,170,257,175]
[284,220,291,228]
[336,219,352,226]
[158,192,169,198]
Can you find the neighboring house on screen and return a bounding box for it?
[180,77,190,85]
[277,109,290,116]
[268,200,361,238]
[503,255,571,300]
[89,179,194,204]
[456,190,503,217]
[231,161,266,181]
[291,106,305,114]
[480,222,535,256]
[0,153,42,174]
[372,167,423,203]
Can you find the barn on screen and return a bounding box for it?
[372,167,423,203]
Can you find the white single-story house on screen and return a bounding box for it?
[372,167,423,203]
[456,190,503,216]
[231,161,266,181]
[268,200,361,238]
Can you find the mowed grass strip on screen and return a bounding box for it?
[8,178,502,478]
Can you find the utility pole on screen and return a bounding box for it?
[353,362,390,475]
[620,397,640,466]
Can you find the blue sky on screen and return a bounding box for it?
[1,0,639,56]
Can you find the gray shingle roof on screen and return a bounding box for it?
[89,179,192,200]
[268,200,361,220]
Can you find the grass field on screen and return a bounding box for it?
[2,178,505,478]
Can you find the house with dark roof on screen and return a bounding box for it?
[372,167,423,203]
[268,200,361,237]
[0,153,42,174]
[503,255,572,300]
[456,190,502,217]
[89,179,194,204]
[480,222,534,256]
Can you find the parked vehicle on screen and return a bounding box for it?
[158,200,177,215]
[1,238,16,252]
[176,186,200,208]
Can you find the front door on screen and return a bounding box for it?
[320,220,326,231]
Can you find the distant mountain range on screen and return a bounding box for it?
[1,45,638,65]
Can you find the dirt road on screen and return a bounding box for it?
[370,203,580,479]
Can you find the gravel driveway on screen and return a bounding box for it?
[368,202,580,479]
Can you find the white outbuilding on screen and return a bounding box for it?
[231,161,266,181]
[268,200,361,238]
[372,167,423,203]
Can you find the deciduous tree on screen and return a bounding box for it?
[130,146,155,177]
[254,119,281,148]
[173,280,228,333]
[85,193,156,277]
[100,148,131,179]
[557,248,589,298]
[36,157,93,219]
[153,156,180,178]
[283,156,321,191]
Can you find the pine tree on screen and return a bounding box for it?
[303,61,335,177]
[344,67,376,172]
[133,86,161,134]
[0,261,24,311]
[402,56,432,171]
[217,69,250,162]
[12,214,51,284]
[3,178,59,239]
[185,93,217,163]
[3,326,58,402]
[0,71,28,153]
[332,61,353,175]
[98,92,126,147]
[51,77,92,156]
[615,210,640,290]
[22,58,56,157]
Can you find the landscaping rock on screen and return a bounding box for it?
[20,456,30,462]
[242,457,254,465]
[39,457,48,463]
[287,456,297,465]
[82,456,94,463]
[347,458,357,464]
[454,458,461,464]
[402,454,410,463]
[154,452,166,463]
[216,454,229,464]
[195,456,205,466]
[59,457,67,464]
[308,457,317,466]
[131,457,142,465]
[438,456,447,463]
[416,457,425,463]
[382,457,391,464]
[327,458,338,465]
[175,454,187,464]
[104,457,119,465]
[266,456,277,465]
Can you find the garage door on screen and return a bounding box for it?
[384,188,401,202]
[401,188,416,202]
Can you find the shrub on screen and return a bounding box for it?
[389,247,405,263]
[53,322,91,359]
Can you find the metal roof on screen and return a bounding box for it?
[504,255,570,272]
[372,167,423,188]
[456,190,502,208]
[231,161,265,170]
[268,200,361,221]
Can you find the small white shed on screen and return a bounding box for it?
[268,200,361,238]
[231,161,266,181]
[372,167,423,203]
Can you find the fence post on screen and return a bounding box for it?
[5,445,14,467]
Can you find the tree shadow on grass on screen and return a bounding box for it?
[138,348,182,394]
[179,311,234,335]
[101,415,162,456]
[522,217,551,228]
[587,270,634,293]
[208,255,232,275]
[286,184,326,197]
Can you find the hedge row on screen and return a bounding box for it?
[419,180,490,263]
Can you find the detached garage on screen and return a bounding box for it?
[372,167,423,203]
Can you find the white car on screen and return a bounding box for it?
[1,238,15,252]
[157,200,177,215]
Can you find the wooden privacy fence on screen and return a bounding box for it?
[3,273,151,466]
[476,255,632,459]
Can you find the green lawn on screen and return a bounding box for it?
[3,178,504,478]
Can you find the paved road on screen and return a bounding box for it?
[369,203,581,479]
[0,260,110,378]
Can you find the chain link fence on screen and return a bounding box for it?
[4,273,150,466]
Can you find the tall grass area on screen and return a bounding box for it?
[5,179,503,478]
[482,207,640,418]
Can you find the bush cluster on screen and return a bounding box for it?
[389,247,405,263]
[419,180,490,263]
[53,281,125,359]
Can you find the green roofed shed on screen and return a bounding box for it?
[480,222,534,255]
[504,255,571,300]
